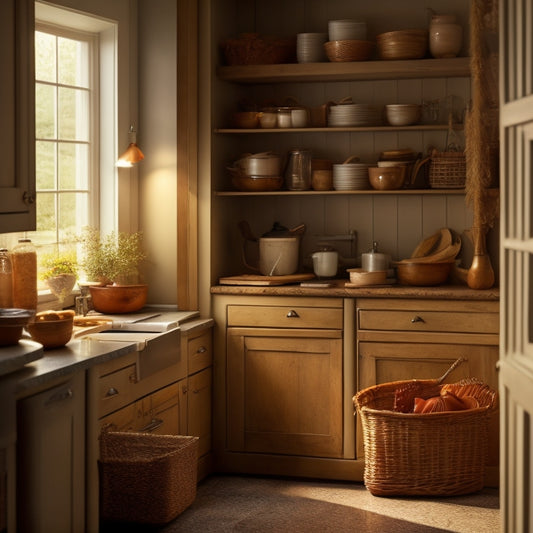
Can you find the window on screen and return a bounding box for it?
[33,24,98,260]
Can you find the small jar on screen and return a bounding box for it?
[0,248,13,308]
[429,14,463,59]
[277,107,292,128]
[12,238,37,310]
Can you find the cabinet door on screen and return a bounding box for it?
[188,367,212,457]
[0,0,35,232]
[138,382,181,435]
[16,374,85,533]
[227,328,343,458]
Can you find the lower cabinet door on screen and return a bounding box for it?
[227,328,343,458]
[188,367,212,458]
[16,374,85,533]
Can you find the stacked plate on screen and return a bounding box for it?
[328,103,381,127]
[328,20,367,41]
[297,33,328,63]
[333,161,372,190]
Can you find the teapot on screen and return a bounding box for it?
[239,221,306,276]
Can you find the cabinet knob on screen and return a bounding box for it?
[287,310,300,318]
[197,346,207,354]
[105,387,119,397]
[411,315,425,323]
[45,388,73,405]
[23,191,36,204]
[138,418,164,432]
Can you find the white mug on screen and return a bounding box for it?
[291,108,309,128]
[312,251,338,277]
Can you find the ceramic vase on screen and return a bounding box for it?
[429,14,463,59]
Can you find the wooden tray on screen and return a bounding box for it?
[219,273,315,286]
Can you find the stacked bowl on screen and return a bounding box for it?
[328,102,381,127]
[333,158,371,190]
[297,33,328,63]
[376,29,428,60]
[385,104,422,126]
[328,20,367,41]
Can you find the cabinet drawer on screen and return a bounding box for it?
[358,309,499,335]
[228,304,343,329]
[97,363,138,418]
[188,330,212,375]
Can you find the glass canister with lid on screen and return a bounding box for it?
[12,238,38,310]
[285,149,312,190]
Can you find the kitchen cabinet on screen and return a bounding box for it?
[213,294,360,480]
[0,0,36,232]
[356,297,500,485]
[182,323,213,479]
[16,373,85,533]
[201,0,478,285]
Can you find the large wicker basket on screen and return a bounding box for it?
[353,379,497,497]
[99,431,199,525]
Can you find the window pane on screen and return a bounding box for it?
[59,143,89,189]
[34,194,57,245]
[35,32,56,83]
[36,83,56,139]
[58,36,89,88]
[59,193,89,240]
[36,141,56,190]
[58,87,89,141]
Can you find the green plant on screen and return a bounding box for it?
[39,250,78,281]
[80,227,147,285]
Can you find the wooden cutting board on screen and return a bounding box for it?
[219,273,315,286]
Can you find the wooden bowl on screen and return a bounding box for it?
[27,310,75,349]
[396,261,453,286]
[376,29,428,60]
[368,166,406,190]
[231,175,283,192]
[0,308,35,346]
[324,40,374,62]
[346,268,387,286]
[231,111,260,129]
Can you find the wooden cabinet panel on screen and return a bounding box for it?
[227,329,343,458]
[187,329,212,375]
[96,361,138,418]
[188,367,212,457]
[139,382,181,435]
[228,301,343,329]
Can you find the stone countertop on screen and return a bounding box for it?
[211,281,500,300]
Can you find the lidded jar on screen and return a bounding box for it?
[0,248,13,308]
[429,14,463,59]
[12,238,38,310]
[285,149,312,190]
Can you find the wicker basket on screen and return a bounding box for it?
[353,379,497,497]
[222,33,296,65]
[429,150,467,188]
[99,432,199,525]
[324,40,375,62]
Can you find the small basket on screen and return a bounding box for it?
[324,40,374,62]
[99,431,199,525]
[353,378,497,497]
[429,151,467,188]
[222,33,296,65]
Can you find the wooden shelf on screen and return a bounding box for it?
[217,57,471,84]
[214,189,467,197]
[215,124,456,134]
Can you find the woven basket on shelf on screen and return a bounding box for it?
[429,150,467,188]
[324,39,374,62]
[353,378,497,497]
[99,431,199,525]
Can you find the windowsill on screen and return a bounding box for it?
[37,289,79,313]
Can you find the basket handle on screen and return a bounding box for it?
[437,357,465,384]
[342,155,361,164]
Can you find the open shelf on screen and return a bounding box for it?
[214,189,467,197]
[215,124,456,134]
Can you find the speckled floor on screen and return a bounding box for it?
[105,475,500,532]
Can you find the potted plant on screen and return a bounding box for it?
[39,250,78,305]
[79,227,148,313]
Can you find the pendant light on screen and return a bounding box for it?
[116,125,144,167]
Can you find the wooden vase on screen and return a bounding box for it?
[467,226,495,289]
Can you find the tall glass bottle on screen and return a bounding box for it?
[0,248,13,308]
[12,239,38,310]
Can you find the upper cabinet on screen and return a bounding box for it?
[0,0,35,233]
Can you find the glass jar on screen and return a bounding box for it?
[12,239,37,310]
[0,248,13,308]
[285,149,312,190]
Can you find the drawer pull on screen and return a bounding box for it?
[196,346,207,354]
[45,388,73,405]
[105,387,119,397]
[138,418,163,432]
[411,315,425,323]
[286,310,300,318]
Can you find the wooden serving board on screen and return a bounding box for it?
[219,273,315,286]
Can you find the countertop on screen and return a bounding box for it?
[211,281,500,300]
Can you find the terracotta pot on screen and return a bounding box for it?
[89,284,148,314]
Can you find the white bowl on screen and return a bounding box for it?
[385,104,422,126]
